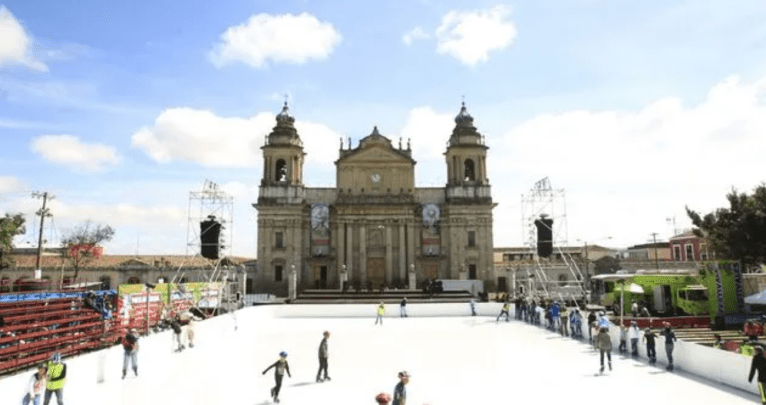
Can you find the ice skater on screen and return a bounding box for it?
[644,327,657,365]
[749,345,766,404]
[44,352,66,405]
[22,364,46,405]
[392,371,409,405]
[618,324,627,354]
[400,297,407,317]
[375,392,392,404]
[121,328,139,379]
[263,351,291,403]
[316,331,331,382]
[469,299,477,316]
[596,327,612,374]
[170,315,184,352]
[629,321,640,357]
[187,317,195,348]
[496,302,510,322]
[662,322,677,371]
[376,302,385,325]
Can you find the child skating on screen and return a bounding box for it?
[376,302,385,325]
[263,351,291,403]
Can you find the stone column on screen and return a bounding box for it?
[346,222,354,284]
[360,224,367,284]
[407,221,415,280]
[337,220,345,280]
[398,222,406,283]
[385,224,393,285]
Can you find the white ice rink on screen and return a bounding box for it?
[0,303,760,405]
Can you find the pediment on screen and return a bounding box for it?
[340,145,413,164]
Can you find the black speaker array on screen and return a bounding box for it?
[534,217,554,258]
[200,218,221,260]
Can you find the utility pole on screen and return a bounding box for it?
[32,192,54,271]
[650,232,660,270]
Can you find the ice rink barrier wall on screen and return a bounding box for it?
[602,313,758,396]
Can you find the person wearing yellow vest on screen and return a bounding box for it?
[375,302,385,326]
[44,352,66,405]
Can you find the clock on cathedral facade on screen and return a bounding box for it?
[254,102,496,295]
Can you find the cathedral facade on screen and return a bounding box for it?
[253,103,496,295]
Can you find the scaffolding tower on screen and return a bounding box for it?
[176,180,243,314]
[520,177,585,302]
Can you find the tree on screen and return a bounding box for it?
[0,213,26,270]
[686,184,766,268]
[60,221,115,280]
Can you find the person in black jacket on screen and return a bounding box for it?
[170,316,184,352]
[316,331,330,382]
[749,345,766,404]
[263,351,291,403]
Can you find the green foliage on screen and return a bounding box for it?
[0,213,26,270]
[687,183,766,267]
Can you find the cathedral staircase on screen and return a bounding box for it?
[294,289,475,304]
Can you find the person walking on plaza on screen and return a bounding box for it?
[316,331,331,382]
[121,328,139,379]
[496,302,510,322]
[750,345,766,404]
[392,371,410,405]
[643,328,657,365]
[629,321,641,357]
[263,351,291,403]
[22,364,46,405]
[376,302,385,325]
[662,322,677,371]
[400,297,408,318]
[43,352,66,405]
[596,327,613,374]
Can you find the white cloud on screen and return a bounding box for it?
[30,135,120,172]
[0,6,47,71]
[493,74,766,247]
[435,5,516,66]
[403,26,430,46]
[131,107,344,169]
[0,175,25,195]
[209,12,342,68]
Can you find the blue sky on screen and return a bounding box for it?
[2,0,766,257]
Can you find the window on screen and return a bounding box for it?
[275,265,283,282]
[275,159,287,181]
[685,244,694,261]
[673,245,681,261]
[468,264,477,280]
[558,274,569,286]
[275,232,284,248]
[467,231,476,247]
[464,159,475,181]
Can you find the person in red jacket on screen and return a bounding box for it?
[121,328,139,379]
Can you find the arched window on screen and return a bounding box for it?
[464,159,475,181]
[127,276,141,284]
[558,274,569,286]
[275,159,287,181]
